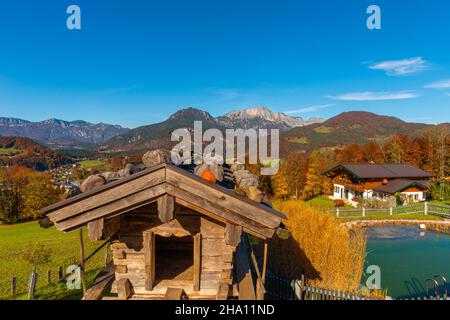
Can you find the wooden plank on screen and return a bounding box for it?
[117,278,132,300]
[79,229,88,294]
[83,264,115,300]
[166,168,282,228]
[88,218,104,241]
[235,241,256,300]
[193,233,201,291]
[225,224,242,246]
[48,169,166,223]
[56,184,166,232]
[164,288,187,300]
[157,194,175,223]
[166,165,286,220]
[144,231,155,291]
[216,282,229,300]
[167,185,273,239]
[104,216,121,239]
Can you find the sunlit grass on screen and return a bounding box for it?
[0,222,105,299]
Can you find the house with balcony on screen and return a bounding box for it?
[323,163,431,205]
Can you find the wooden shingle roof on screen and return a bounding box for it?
[41,163,286,239]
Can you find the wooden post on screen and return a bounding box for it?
[79,229,88,295]
[157,194,175,223]
[193,233,201,292]
[11,277,16,297]
[262,241,268,285]
[104,243,109,267]
[424,202,428,215]
[336,208,340,218]
[144,231,155,291]
[58,266,63,282]
[362,207,366,217]
[390,207,393,216]
[47,270,51,284]
[28,270,37,300]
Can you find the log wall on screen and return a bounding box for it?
[110,207,236,298]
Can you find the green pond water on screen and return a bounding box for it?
[362,224,450,298]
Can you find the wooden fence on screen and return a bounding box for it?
[323,202,450,219]
[0,265,65,299]
[265,271,371,300]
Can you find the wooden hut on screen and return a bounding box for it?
[41,163,286,300]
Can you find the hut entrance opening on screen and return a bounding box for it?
[154,235,194,284]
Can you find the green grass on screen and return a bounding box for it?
[339,213,444,222]
[305,195,339,210]
[313,126,333,134]
[78,159,109,171]
[0,222,106,300]
[0,148,20,155]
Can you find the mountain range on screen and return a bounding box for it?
[0,118,130,149]
[0,107,322,151]
[100,107,325,152]
[1,108,448,157]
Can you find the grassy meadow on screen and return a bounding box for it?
[78,159,110,171]
[0,222,105,300]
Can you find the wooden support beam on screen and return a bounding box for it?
[193,233,201,291]
[157,194,175,223]
[225,223,242,246]
[88,218,104,241]
[144,231,155,291]
[79,229,88,294]
[165,288,187,300]
[83,263,115,300]
[216,282,230,300]
[235,241,256,300]
[262,240,268,285]
[117,278,132,300]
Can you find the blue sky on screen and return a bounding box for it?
[0,0,449,128]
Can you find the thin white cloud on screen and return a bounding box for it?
[424,79,450,89]
[329,91,418,101]
[285,104,334,115]
[368,57,428,76]
[446,93,450,97]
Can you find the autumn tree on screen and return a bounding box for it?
[303,149,334,200]
[21,173,63,220]
[361,142,384,163]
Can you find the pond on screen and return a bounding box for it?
[362,224,450,299]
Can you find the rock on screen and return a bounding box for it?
[235,185,263,203]
[208,164,224,182]
[80,175,106,193]
[230,163,245,172]
[233,170,258,185]
[203,152,224,165]
[117,168,130,178]
[239,176,259,188]
[142,149,171,168]
[100,171,120,183]
[246,186,263,202]
[194,164,224,182]
[129,163,146,174]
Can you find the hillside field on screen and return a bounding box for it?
[0,222,105,300]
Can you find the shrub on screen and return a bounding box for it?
[269,200,366,292]
[429,180,450,201]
